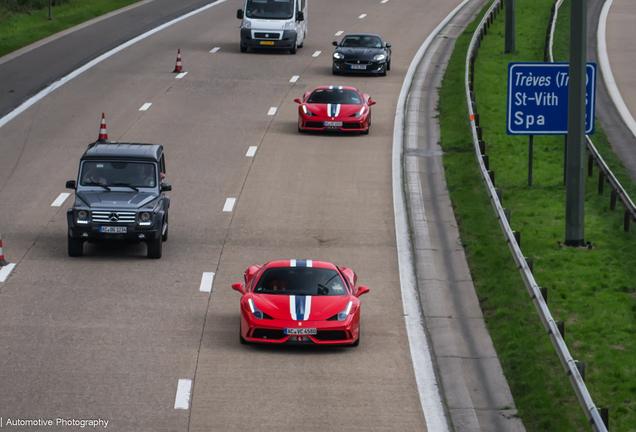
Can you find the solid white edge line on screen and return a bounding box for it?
[51,192,71,207]
[312,51,321,57]
[210,47,221,53]
[139,103,152,111]
[392,1,471,430]
[267,107,277,115]
[175,72,188,79]
[223,198,236,212]
[0,0,230,130]
[548,0,565,62]
[358,14,367,19]
[246,146,258,157]
[598,0,636,139]
[290,75,300,83]
[199,272,215,292]
[174,379,192,409]
[0,263,16,283]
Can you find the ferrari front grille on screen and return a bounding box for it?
[341,123,362,130]
[305,122,324,128]
[252,329,285,340]
[314,330,348,341]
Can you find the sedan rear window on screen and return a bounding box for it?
[307,89,361,105]
[254,267,348,296]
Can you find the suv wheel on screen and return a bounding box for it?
[147,234,162,259]
[68,232,84,257]
[162,213,169,242]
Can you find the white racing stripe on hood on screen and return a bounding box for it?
[290,295,297,320]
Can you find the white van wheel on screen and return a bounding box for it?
[290,42,297,54]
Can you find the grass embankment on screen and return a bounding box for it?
[437,0,636,430]
[0,0,143,58]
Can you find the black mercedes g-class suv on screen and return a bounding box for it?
[66,143,171,258]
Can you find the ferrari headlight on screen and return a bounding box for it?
[350,107,366,118]
[243,20,251,28]
[248,299,264,320]
[373,54,386,62]
[302,105,316,116]
[337,301,353,321]
[333,52,344,60]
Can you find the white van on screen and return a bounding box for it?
[237,0,307,54]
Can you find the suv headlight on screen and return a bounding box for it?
[248,299,264,320]
[78,210,88,220]
[337,301,353,321]
[333,52,344,60]
[138,212,152,225]
[373,54,386,61]
[75,209,90,224]
[243,20,251,28]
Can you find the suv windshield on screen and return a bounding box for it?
[307,89,362,104]
[254,267,348,296]
[80,161,157,188]
[245,0,294,19]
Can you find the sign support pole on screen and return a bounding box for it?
[528,135,533,186]
[505,0,515,53]
[565,0,587,246]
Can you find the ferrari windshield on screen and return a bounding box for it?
[80,161,157,188]
[307,89,362,105]
[245,0,294,19]
[341,35,383,48]
[254,267,348,296]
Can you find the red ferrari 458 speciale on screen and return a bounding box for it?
[232,259,370,346]
[294,86,376,134]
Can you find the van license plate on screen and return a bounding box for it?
[260,41,275,45]
[100,226,127,233]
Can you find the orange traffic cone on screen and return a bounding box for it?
[173,49,183,73]
[0,231,8,266]
[97,113,109,143]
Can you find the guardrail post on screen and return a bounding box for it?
[504,208,511,224]
[598,172,604,195]
[474,113,480,127]
[540,287,548,302]
[496,187,503,204]
[479,140,486,155]
[472,102,478,113]
[600,408,609,429]
[557,321,565,338]
[505,0,516,53]
[489,170,495,186]
[483,155,490,171]
[513,230,521,246]
[476,126,483,141]
[624,210,630,232]
[587,154,594,177]
[525,257,533,273]
[610,190,617,211]
[575,360,585,382]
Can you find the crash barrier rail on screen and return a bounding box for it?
[465,1,608,430]
[546,0,636,234]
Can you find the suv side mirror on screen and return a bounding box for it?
[356,286,370,297]
[296,11,304,21]
[66,180,76,189]
[232,283,246,294]
[332,41,338,47]
[160,183,172,192]
[237,9,244,19]
[385,42,391,48]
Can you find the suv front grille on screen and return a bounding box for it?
[92,211,136,224]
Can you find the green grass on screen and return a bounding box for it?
[0,0,143,58]
[437,0,636,431]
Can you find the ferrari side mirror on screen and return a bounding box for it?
[232,283,246,295]
[368,100,377,106]
[294,98,302,104]
[237,9,244,19]
[66,180,76,189]
[332,41,338,46]
[356,286,370,297]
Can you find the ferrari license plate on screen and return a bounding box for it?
[260,41,275,45]
[285,328,317,335]
[100,226,127,233]
[324,121,343,127]
[351,64,367,70]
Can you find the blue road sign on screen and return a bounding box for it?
[507,62,596,135]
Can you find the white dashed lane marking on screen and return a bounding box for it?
[290,75,299,83]
[312,51,321,57]
[381,0,389,3]
[267,107,278,116]
[246,146,258,157]
[0,264,16,283]
[199,272,215,292]
[335,31,343,36]
[174,379,192,409]
[209,47,221,53]
[223,198,236,212]
[51,192,71,207]
[139,103,152,111]
[359,14,367,18]
[175,72,188,79]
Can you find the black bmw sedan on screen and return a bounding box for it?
[332,33,392,76]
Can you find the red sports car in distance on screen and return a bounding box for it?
[232,259,370,346]
[294,86,376,134]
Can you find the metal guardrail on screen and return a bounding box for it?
[464,1,608,431]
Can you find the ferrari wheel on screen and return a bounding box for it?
[361,115,370,135]
[298,125,305,133]
[239,327,250,345]
[350,332,360,347]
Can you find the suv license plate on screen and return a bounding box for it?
[351,64,367,70]
[324,121,343,127]
[260,41,275,45]
[100,226,127,233]
[285,328,317,335]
